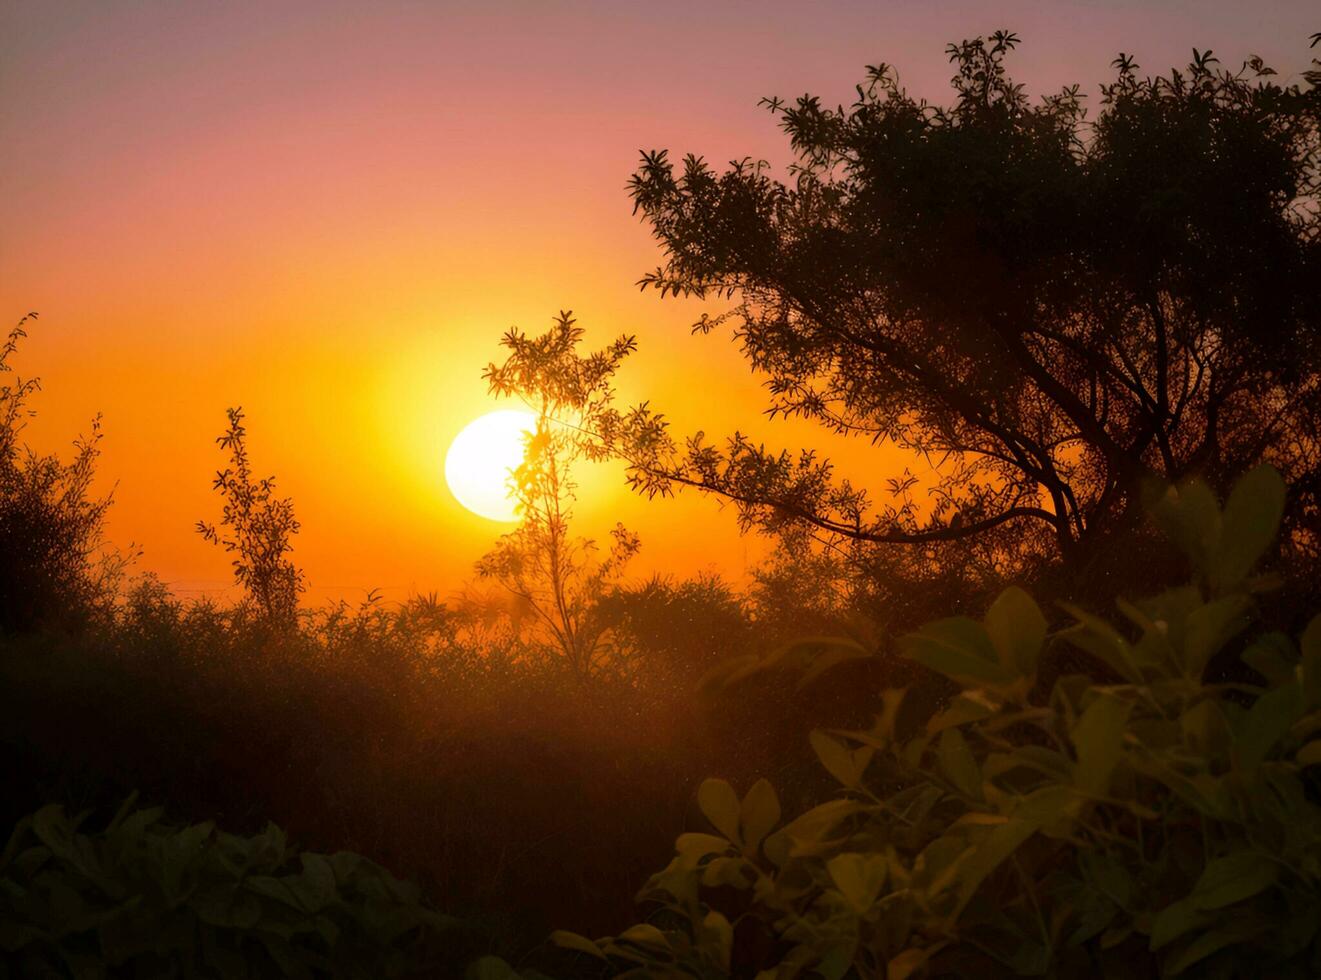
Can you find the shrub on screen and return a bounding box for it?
[0,796,466,978]
[0,315,117,634]
[549,465,1321,978]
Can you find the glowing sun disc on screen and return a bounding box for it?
[445,409,536,522]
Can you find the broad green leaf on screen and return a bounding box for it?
[1182,594,1252,679]
[1059,604,1143,683]
[899,617,1013,688]
[887,947,936,980]
[1241,632,1297,688]
[1165,918,1267,976]
[1191,852,1279,910]
[926,690,998,735]
[985,586,1047,678]
[1215,464,1285,589]
[937,729,982,799]
[1296,740,1321,767]
[674,833,729,862]
[616,923,670,950]
[740,779,780,849]
[948,818,1039,919]
[1072,692,1133,796]
[466,956,522,980]
[549,930,607,960]
[1150,897,1210,950]
[827,852,887,913]
[1235,681,1303,769]
[810,731,872,788]
[697,779,742,844]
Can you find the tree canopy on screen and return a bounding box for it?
[491,34,1321,593]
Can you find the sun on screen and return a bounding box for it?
[445,409,536,522]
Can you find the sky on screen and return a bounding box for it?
[2,0,1317,603]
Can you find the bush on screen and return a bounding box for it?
[0,797,465,978]
[548,465,1321,978]
[0,315,117,634]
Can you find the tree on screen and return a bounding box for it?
[500,36,1321,596]
[0,315,119,633]
[197,407,304,627]
[479,313,640,678]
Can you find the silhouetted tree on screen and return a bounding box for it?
[197,407,303,627]
[0,315,119,633]
[498,36,1321,597]
[480,314,641,677]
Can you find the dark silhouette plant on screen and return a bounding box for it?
[197,407,304,628]
[0,314,119,633]
[492,36,1321,602]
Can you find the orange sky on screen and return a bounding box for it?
[2,1,1317,603]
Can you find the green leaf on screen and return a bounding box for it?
[948,817,1039,920]
[466,956,522,980]
[1150,897,1210,950]
[1236,681,1304,769]
[1241,632,1297,688]
[927,690,998,735]
[1059,603,1143,683]
[899,616,1013,687]
[739,779,780,849]
[1191,852,1279,910]
[1215,464,1284,589]
[937,729,982,799]
[826,852,887,913]
[810,731,872,788]
[1182,594,1252,679]
[985,586,1046,678]
[549,930,607,960]
[1071,692,1132,796]
[697,779,742,844]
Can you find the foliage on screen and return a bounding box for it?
[0,314,121,634]
[549,465,1321,978]
[197,406,305,628]
[492,37,1321,599]
[0,796,460,979]
[479,313,641,677]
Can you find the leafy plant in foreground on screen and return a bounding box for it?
[549,465,1321,978]
[0,797,461,978]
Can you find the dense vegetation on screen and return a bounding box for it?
[5,33,1321,979]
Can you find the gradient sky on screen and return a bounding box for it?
[2,1,1317,602]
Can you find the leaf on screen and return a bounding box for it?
[616,923,670,950]
[937,729,982,799]
[1191,852,1279,910]
[899,616,1012,687]
[985,586,1047,678]
[675,833,730,861]
[739,779,780,849]
[827,852,887,913]
[927,690,997,735]
[466,956,522,980]
[1236,681,1303,769]
[1215,464,1284,589]
[1241,632,1296,688]
[1059,604,1143,683]
[810,731,872,788]
[1150,897,1210,950]
[697,779,742,844]
[549,930,607,960]
[948,817,1039,920]
[1182,594,1252,679]
[1071,692,1132,796]
[887,947,935,980]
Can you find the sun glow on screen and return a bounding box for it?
[444,409,537,522]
